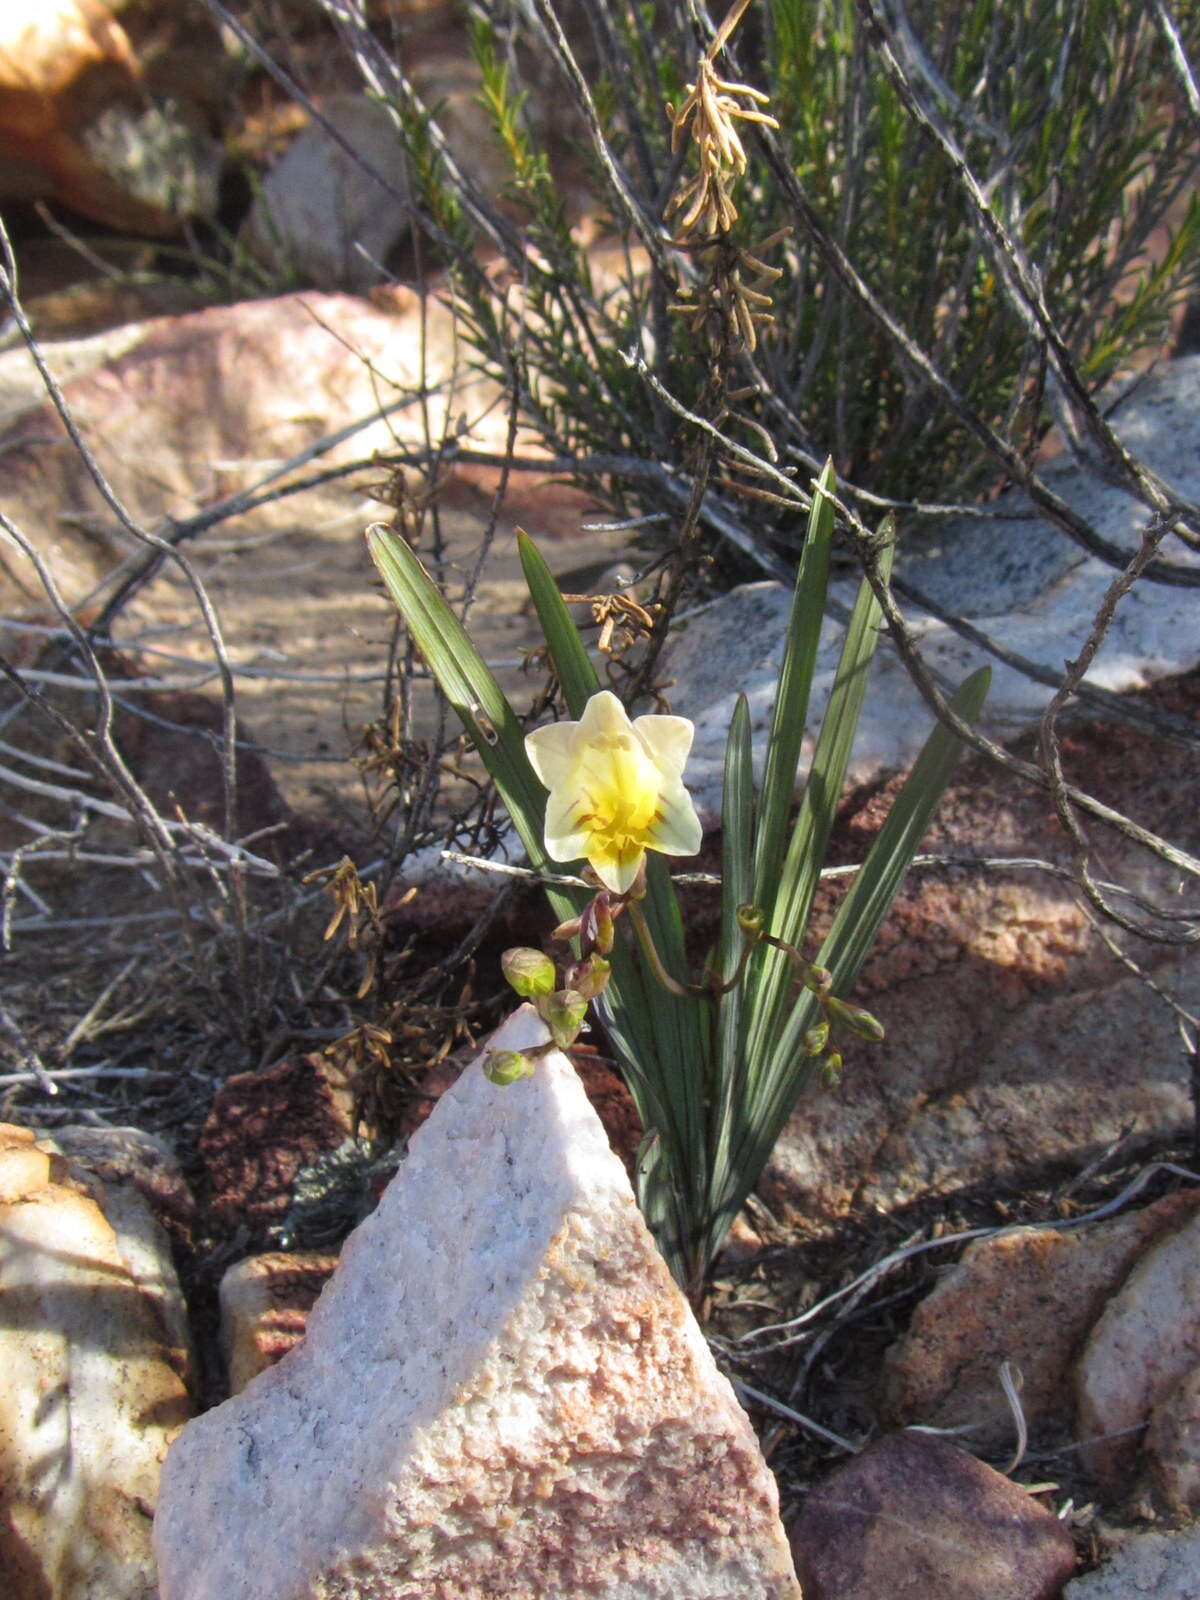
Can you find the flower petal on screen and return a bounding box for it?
[543,785,590,863]
[633,713,694,780]
[525,718,581,789]
[645,779,703,859]
[577,689,631,739]
[591,840,645,894]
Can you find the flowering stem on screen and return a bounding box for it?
[704,926,759,997]
[626,898,706,999]
[627,896,759,1000]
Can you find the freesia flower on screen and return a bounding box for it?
[525,690,702,894]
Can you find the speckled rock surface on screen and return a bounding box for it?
[42,1122,197,1390]
[756,683,1200,1233]
[1145,1364,1200,1521]
[155,1008,800,1600]
[666,356,1200,810]
[243,95,411,291]
[199,1052,358,1231]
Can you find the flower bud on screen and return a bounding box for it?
[551,915,583,943]
[568,955,612,1002]
[818,1050,843,1091]
[803,964,833,996]
[541,988,589,1049]
[736,903,764,939]
[484,1049,534,1085]
[803,1019,830,1056]
[581,893,616,955]
[825,996,885,1041]
[501,947,557,999]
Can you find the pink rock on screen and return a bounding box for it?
[1077,1208,1200,1493]
[219,1251,339,1396]
[789,1431,1076,1600]
[155,1007,799,1600]
[0,291,489,607]
[1145,1365,1200,1521]
[883,1191,1200,1450]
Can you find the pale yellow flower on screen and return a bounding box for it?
[525,691,702,894]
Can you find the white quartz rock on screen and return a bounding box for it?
[154,1007,800,1600]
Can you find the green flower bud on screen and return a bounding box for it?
[736,903,764,938]
[804,964,833,996]
[825,995,886,1041]
[484,1049,534,1085]
[803,1019,830,1056]
[541,988,589,1049]
[501,946,557,999]
[819,1050,843,1091]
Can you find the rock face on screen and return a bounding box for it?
[0,1122,193,1600]
[753,674,1200,1234]
[882,1192,1200,1450]
[42,1122,197,1390]
[665,355,1200,809]
[0,293,413,608]
[154,1007,800,1600]
[244,95,411,291]
[1145,1365,1200,1521]
[1076,1209,1200,1493]
[788,1430,1076,1600]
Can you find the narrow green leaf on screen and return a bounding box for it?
[706,694,755,1254]
[767,665,991,1084]
[517,528,599,716]
[752,458,835,908]
[709,665,990,1280]
[367,524,567,904]
[744,532,895,1078]
[815,666,992,994]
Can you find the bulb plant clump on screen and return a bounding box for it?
[369,467,988,1293]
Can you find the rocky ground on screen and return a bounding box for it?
[1,4,1199,1598]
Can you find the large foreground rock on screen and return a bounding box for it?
[154,1007,799,1600]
